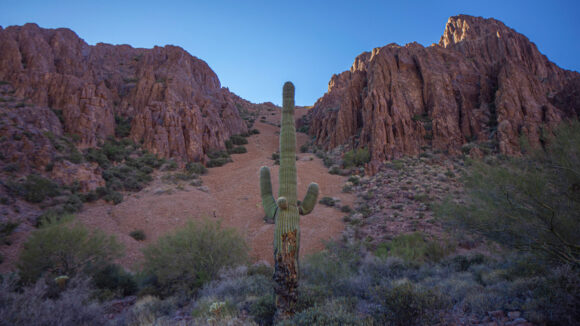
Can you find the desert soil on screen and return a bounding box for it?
[73,107,353,270]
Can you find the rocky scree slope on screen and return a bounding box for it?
[307,15,580,173]
[0,23,252,166]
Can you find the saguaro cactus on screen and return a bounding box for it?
[260,82,319,319]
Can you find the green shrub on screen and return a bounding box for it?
[103,190,123,205]
[2,163,19,172]
[373,280,449,326]
[207,157,232,168]
[347,175,360,185]
[375,232,453,263]
[84,147,111,168]
[79,191,99,203]
[92,264,137,298]
[101,138,133,162]
[114,115,132,138]
[102,164,152,191]
[229,135,248,145]
[249,294,276,325]
[7,174,61,203]
[161,159,178,171]
[343,148,371,168]
[0,277,107,326]
[319,196,335,207]
[227,146,247,154]
[437,120,580,266]
[123,295,177,325]
[63,194,83,213]
[328,166,341,175]
[0,222,18,244]
[129,229,146,241]
[280,298,370,326]
[18,216,123,284]
[161,172,198,184]
[341,205,352,213]
[141,219,248,297]
[186,162,208,175]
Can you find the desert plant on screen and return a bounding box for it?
[0,276,107,326]
[343,148,371,168]
[129,229,146,241]
[141,219,248,297]
[372,280,449,326]
[438,121,580,266]
[374,232,453,263]
[92,264,137,298]
[18,216,123,284]
[230,134,248,145]
[6,174,61,203]
[228,146,247,154]
[319,196,335,207]
[259,82,319,320]
[186,162,208,175]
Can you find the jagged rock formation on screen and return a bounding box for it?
[0,83,106,192]
[0,23,249,163]
[308,15,580,171]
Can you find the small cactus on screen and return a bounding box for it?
[260,82,319,319]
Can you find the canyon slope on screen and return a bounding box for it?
[308,15,580,172]
[0,23,252,166]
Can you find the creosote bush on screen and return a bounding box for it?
[141,219,248,297]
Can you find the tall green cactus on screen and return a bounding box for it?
[260,82,319,319]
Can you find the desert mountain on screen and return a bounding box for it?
[0,23,253,165]
[307,15,580,172]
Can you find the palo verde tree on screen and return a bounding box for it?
[259,82,319,319]
[438,120,580,266]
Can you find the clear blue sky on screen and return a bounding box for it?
[1,0,579,106]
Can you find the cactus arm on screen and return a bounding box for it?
[299,182,319,215]
[260,166,278,220]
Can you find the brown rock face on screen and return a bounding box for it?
[308,15,579,165]
[0,23,248,163]
[0,84,63,172]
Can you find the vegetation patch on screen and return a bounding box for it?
[18,216,123,285]
[343,147,370,168]
[141,219,248,297]
[84,138,164,203]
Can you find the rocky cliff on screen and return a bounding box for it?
[308,15,580,171]
[0,23,250,164]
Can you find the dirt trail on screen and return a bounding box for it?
[77,107,353,269]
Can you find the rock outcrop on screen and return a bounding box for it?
[0,23,249,163]
[308,15,579,170]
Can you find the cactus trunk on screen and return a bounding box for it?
[259,82,319,320]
